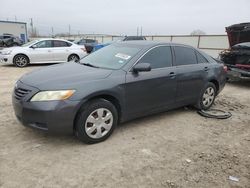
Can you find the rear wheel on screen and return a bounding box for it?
[196,82,217,110]
[68,54,80,62]
[13,54,29,67]
[75,99,118,144]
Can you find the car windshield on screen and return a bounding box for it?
[73,39,82,44]
[21,40,38,47]
[80,44,141,69]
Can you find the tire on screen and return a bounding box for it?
[13,54,29,67]
[75,99,118,144]
[196,82,217,110]
[68,54,80,62]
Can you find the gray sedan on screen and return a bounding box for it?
[12,41,227,144]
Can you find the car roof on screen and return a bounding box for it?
[115,40,194,48]
[37,38,72,43]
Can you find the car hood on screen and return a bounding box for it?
[20,62,113,90]
[1,46,21,52]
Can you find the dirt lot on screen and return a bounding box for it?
[0,64,249,188]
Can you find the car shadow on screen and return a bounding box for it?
[21,107,193,146]
[0,63,58,68]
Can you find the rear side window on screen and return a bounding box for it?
[53,40,71,47]
[174,46,197,66]
[196,51,208,63]
[138,46,172,69]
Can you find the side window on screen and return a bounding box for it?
[53,40,69,47]
[174,46,197,66]
[3,36,11,39]
[138,46,172,69]
[196,51,208,63]
[35,40,52,48]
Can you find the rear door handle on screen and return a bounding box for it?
[48,50,52,52]
[169,72,176,78]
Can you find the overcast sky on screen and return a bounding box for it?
[1,0,250,36]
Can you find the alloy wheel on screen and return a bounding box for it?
[15,56,28,67]
[69,55,79,62]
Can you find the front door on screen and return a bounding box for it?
[124,46,177,117]
[29,40,53,63]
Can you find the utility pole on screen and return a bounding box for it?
[51,27,54,37]
[14,15,17,21]
[68,24,71,37]
[30,18,34,36]
[136,27,139,36]
[140,26,142,36]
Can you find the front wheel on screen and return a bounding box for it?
[75,99,118,144]
[196,82,217,110]
[13,54,29,67]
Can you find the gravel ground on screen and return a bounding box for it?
[0,64,249,188]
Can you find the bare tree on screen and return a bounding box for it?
[190,29,206,35]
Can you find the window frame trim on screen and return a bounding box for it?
[129,44,174,72]
[195,51,209,64]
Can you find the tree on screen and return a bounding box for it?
[190,29,206,35]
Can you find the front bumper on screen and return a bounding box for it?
[0,54,13,64]
[12,81,82,134]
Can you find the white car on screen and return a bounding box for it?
[0,38,87,67]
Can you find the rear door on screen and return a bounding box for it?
[52,40,72,62]
[173,46,208,105]
[125,45,177,117]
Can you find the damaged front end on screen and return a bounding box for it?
[219,23,250,79]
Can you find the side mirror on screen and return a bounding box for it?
[133,63,151,73]
[30,44,38,49]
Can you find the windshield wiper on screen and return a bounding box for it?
[82,63,100,68]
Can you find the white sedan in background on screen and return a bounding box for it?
[0,38,87,67]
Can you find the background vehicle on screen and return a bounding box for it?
[0,38,87,67]
[121,36,146,41]
[91,36,147,52]
[0,34,24,47]
[219,23,250,79]
[12,41,227,144]
[74,38,98,53]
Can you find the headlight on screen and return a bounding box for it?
[30,90,75,101]
[1,50,12,55]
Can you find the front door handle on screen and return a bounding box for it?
[204,67,209,72]
[48,50,52,52]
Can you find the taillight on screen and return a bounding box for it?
[223,65,228,72]
[81,48,86,52]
